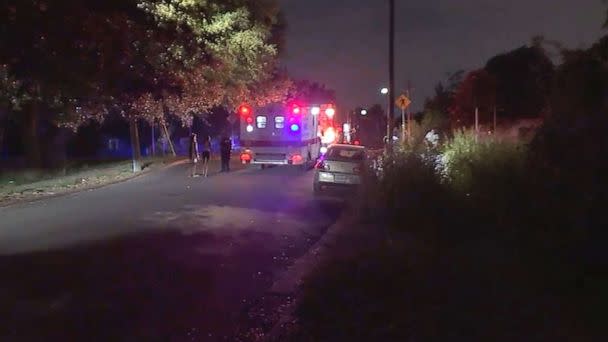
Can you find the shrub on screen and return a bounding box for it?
[292,124,604,341]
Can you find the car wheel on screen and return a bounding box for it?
[313,183,322,196]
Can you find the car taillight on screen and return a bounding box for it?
[315,160,330,171]
[240,152,252,163]
[291,154,303,164]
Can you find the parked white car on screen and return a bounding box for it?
[313,144,366,196]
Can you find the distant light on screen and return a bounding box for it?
[321,127,336,144]
[360,109,368,116]
[320,146,328,154]
[290,124,300,132]
[311,106,320,115]
[381,88,389,95]
[293,106,301,114]
[343,123,351,132]
[246,125,254,132]
[246,116,254,124]
[325,107,335,118]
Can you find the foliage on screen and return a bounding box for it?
[407,110,450,150]
[485,45,554,119]
[441,130,526,193]
[0,0,286,166]
[376,151,451,236]
[449,69,497,127]
[528,35,608,257]
[288,80,336,104]
[292,126,604,340]
[354,104,386,147]
[0,65,29,112]
[424,70,464,114]
[0,0,285,126]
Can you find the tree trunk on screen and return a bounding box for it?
[129,118,142,172]
[23,102,42,168]
[162,121,176,157]
[45,126,70,173]
[0,123,5,159]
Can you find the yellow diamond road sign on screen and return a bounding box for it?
[396,94,411,110]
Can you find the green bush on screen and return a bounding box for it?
[290,124,606,341]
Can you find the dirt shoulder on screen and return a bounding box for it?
[231,206,387,342]
[0,157,185,207]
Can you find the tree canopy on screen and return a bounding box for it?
[485,45,554,119]
[0,0,286,166]
[289,80,336,105]
[449,69,497,127]
[0,0,286,126]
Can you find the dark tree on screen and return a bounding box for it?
[0,0,286,168]
[424,70,464,114]
[485,46,554,120]
[353,104,386,147]
[449,69,497,127]
[290,80,336,105]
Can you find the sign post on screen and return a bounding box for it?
[395,94,411,146]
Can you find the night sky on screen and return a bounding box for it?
[280,0,605,112]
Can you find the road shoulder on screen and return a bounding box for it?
[0,157,186,208]
[232,206,383,341]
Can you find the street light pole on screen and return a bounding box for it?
[381,87,389,145]
[406,81,413,145]
[401,106,406,145]
[387,0,395,154]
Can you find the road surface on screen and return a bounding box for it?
[0,163,342,341]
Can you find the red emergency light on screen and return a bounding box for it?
[238,104,252,117]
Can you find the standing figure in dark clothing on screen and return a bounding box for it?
[220,136,232,172]
[189,133,200,177]
[200,135,212,177]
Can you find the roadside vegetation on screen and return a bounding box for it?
[0,156,180,205]
[283,24,608,342]
[287,127,605,341]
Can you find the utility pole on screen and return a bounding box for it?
[493,105,497,133]
[387,0,395,154]
[400,106,406,146]
[475,106,479,143]
[406,81,412,145]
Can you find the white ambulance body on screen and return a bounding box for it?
[240,103,323,167]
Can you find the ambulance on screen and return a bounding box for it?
[239,102,338,168]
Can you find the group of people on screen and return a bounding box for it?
[188,133,233,178]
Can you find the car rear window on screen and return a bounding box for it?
[326,148,365,161]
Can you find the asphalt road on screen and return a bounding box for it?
[0,162,342,341]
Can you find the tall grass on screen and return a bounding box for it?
[289,126,604,341]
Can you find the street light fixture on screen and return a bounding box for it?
[380,87,390,145]
[360,109,368,116]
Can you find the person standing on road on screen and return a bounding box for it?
[189,133,200,177]
[220,136,232,172]
[201,135,211,177]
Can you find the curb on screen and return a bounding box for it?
[262,213,353,341]
[0,158,187,209]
